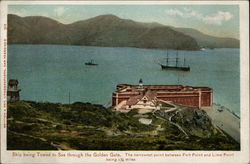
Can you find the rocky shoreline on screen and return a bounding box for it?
[202,104,240,143]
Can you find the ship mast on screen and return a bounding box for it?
[176,49,179,67]
[166,49,169,65]
[183,53,186,66]
[69,92,71,105]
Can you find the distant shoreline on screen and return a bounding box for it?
[7,43,240,51]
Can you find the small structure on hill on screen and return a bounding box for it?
[7,79,21,102]
[112,79,212,111]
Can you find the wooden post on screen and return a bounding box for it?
[69,92,71,105]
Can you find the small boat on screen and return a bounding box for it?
[160,50,190,71]
[85,60,98,66]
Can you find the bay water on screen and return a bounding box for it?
[7,44,240,114]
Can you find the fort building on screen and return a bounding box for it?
[7,79,21,103]
[112,81,212,110]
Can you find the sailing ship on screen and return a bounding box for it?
[85,60,98,66]
[160,50,190,71]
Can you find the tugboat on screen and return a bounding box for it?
[85,60,98,66]
[160,50,190,71]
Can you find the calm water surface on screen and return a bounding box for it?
[7,45,240,114]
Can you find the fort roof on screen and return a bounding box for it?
[144,90,157,101]
[126,95,143,105]
[115,84,212,93]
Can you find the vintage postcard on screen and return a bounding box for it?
[0,1,249,163]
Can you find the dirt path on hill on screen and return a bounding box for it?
[152,106,189,138]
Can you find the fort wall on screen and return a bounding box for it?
[112,84,212,108]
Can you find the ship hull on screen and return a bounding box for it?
[85,63,98,66]
[161,65,190,71]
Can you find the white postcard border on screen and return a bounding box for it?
[0,1,249,164]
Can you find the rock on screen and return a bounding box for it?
[139,118,152,125]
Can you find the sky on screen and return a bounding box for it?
[8,4,239,39]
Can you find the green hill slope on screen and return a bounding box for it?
[8,14,239,50]
[172,27,239,48]
[8,14,200,50]
[7,101,239,150]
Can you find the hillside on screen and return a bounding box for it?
[8,14,239,50]
[8,14,69,44]
[8,14,200,50]
[7,101,239,150]
[172,27,239,48]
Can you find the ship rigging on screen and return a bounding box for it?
[160,50,190,71]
